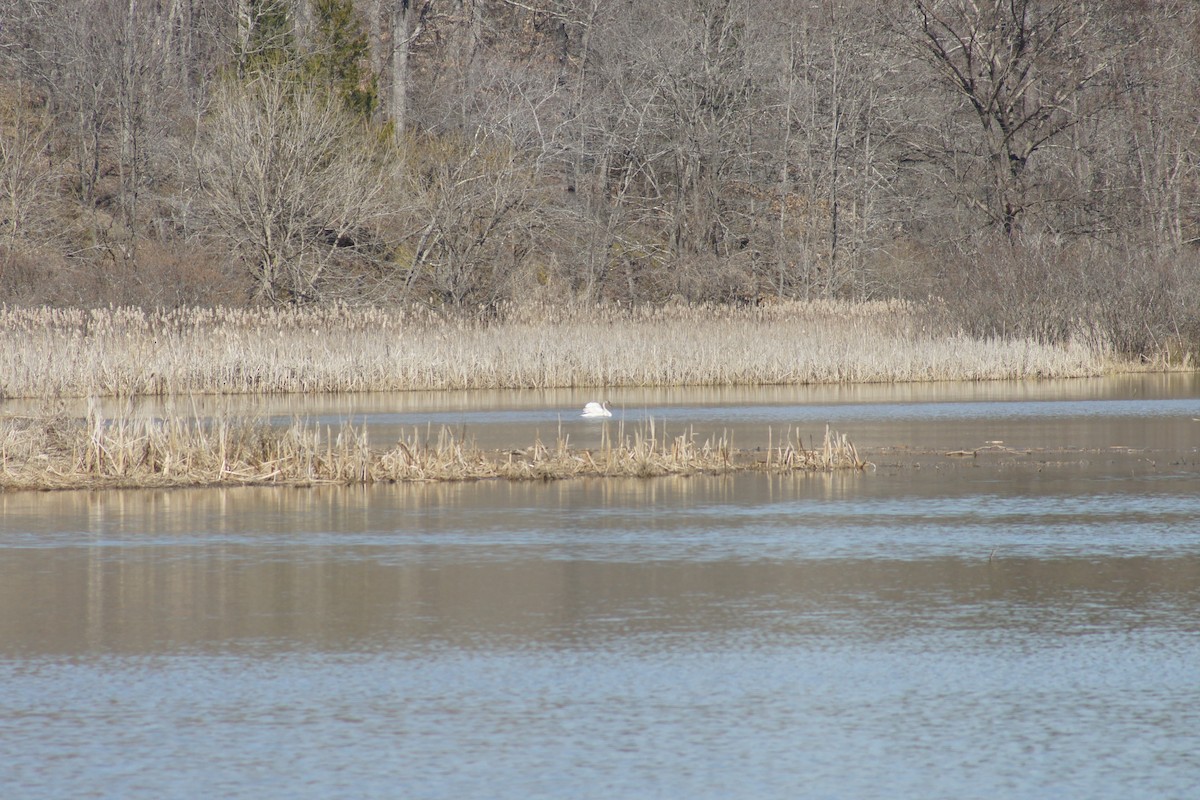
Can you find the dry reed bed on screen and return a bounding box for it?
[0,301,1116,399]
[0,409,866,490]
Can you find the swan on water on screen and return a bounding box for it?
[582,401,612,417]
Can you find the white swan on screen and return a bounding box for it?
[581,401,612,418]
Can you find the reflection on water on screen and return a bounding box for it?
[3,375,1200,799]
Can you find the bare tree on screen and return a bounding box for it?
[553,0,763,301]
[748,0,902,300]
[907,0,1119,238]
[388,0,432,136]
[194,72,394,303]
[1103,1,1200,250]
[1,0,202,259]
[0,103,59,277]
[398,117,550,309]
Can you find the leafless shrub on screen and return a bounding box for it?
[394,128,545,309]
[193,70,396,304]
[929,232,1200,361]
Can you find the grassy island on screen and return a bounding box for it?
[1,407,866,491]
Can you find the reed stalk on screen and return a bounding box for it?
[0,300,1124,399]
[0,410,867,490]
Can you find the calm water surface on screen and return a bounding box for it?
[3,375,1200,798]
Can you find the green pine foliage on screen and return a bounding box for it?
[234,0,379,119]
[307,0,380,118]
[238,0,295,77]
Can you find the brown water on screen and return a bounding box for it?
[24,371,1200,453]
[3,375,1200,798]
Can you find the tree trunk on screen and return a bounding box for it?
[390,0,411,136]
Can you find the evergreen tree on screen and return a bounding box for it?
[237,0,295,77]
[307,0,379,118]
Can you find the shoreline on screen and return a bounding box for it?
[3,445,1184,493]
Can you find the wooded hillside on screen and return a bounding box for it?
[2,0,1198,356]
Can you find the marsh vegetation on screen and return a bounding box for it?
[0,404,865,490]
[0,301,1121,400]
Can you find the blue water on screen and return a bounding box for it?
[3,378,1200,799]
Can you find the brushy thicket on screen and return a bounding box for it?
[916,236,1200,365]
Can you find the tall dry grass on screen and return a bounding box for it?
[0,406,865,489]
[0,300,1120,399]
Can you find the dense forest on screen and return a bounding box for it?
[2,0,1199,357]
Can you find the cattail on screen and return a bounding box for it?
[0,302,1115,399]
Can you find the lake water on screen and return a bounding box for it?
[3,374,1200,798]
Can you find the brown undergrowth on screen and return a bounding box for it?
[0,409,867,490]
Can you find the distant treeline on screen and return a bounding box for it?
[1,1,1198,358]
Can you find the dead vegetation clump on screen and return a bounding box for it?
[0,410,866,490]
